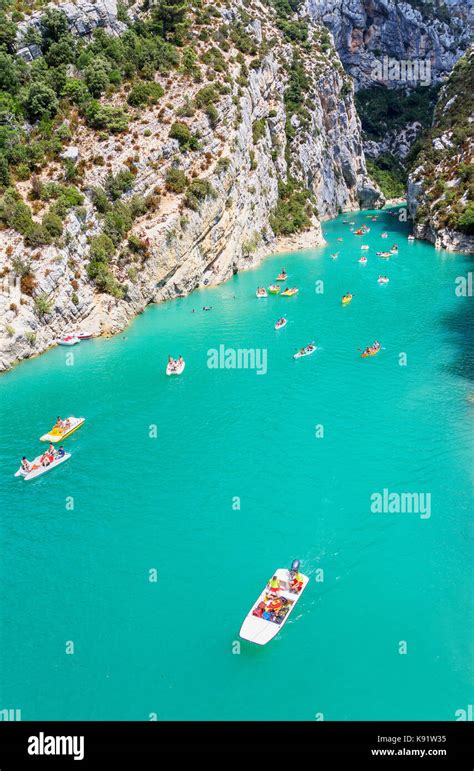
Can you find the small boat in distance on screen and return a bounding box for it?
[360,244,369,250]
[408,235,415,241]
[381,232,388,238]
[166,356,185,376]
[358,256,367,264]
[40,416,85,443]
[342,293,353,305]
[276,270,288,281]
[256,287,268,298]
[76,331,94,340]
[239,560,308,645]
[361,341,381,358]
[330,252,339,259]
[15,451,71,481]
[274,317,288,330]
[57,335,80,346]
[281,287,298,297]
[268,285,281,295]
[293,343,317,359]
[378,276,390,284]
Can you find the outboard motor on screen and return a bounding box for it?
[289,559,300,579]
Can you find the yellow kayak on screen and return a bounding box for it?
[281,288,299,297]
[40,416,85,442]
[342,294,353,305]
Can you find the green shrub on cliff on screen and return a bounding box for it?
[270,180,311,235]
[184,178,217,211]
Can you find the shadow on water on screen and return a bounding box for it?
[441,255,474,383]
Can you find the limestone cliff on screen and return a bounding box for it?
[301,0,473,89]
[0,0,382,371]
[407,47,474,253]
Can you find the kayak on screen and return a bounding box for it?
[276,274,288,281]
[377,277,389,284]
[293,345,317,359]
[376,251,391,258]
[40,416,85,443]
[166,359,185,376]
[239,562,308,645]
[268,285,281,295]
[274,318,288,330]
[15,452,71,481]
[361,344,381,358]
[342,294,353,304]
[281,288,298,297]
[57,335,80,346]
[256,289,268,298]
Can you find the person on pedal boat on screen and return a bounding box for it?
[57,446,66,458]
[268,576,280,593]
[20,457,31,472]
[54,416,63,428]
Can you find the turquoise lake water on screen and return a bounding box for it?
[0,209,472,721]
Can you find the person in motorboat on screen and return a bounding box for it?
[290,570,304,593]
[253,601,266,618]
[20,457,31,473]
[268,575,280,593]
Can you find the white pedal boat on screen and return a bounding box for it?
[293,345,317,359]
[274,318,288,330]
[166,359,185,376]
[15,452,71,480]
[239,563,308,645]
[40,416,85,442]
[256,289,268,298]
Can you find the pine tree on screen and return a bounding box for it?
[153,0,188,40]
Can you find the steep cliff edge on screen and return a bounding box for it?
[0,0,382,371]
[302,0,473,89]
[407,47,473,252]
[300,0,473,201]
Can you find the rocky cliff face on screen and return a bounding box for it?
[0,0,382,371]
[301,0,473,89]
[16,0,127,61]
[407,46,473,253]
